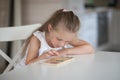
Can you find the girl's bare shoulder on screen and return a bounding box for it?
[29,35,41,48]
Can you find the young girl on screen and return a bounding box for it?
[16,9,94,68]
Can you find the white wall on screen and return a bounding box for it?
[22,0,64,25]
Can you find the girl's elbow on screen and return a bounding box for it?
[88,45,95,54]
[25,60,30,65]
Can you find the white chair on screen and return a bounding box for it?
[0,24,41,74]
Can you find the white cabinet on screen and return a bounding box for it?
[77,13,98,48]
[107,9,120,51]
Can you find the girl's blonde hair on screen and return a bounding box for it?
[22,9,80,57]
[39,9,80,32]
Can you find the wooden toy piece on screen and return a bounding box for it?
[44,56,74,66]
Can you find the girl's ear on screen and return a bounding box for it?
[48,24,53,32]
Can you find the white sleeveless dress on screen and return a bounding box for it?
[15,31,72,68]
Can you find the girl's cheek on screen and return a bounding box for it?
[54,38,59,43]
[52,38,59,45]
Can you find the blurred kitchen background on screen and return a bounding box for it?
[0,0,120,73]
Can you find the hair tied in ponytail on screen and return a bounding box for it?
[63,9,70,12]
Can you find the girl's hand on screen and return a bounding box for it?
[39,50,60,59]
[57,49,68,55]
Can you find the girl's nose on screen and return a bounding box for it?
[60,41,69,47]
[65,42,68,45]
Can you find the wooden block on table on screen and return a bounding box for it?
[43,56,74,66]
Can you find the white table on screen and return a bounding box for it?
[0,51,120,80]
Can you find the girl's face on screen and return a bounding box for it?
[47,24,77,48]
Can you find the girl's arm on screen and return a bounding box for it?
[25,35,41,65]
[58,39,94,55]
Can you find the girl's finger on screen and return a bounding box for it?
[44,53,51,58]
[47,50,54,56]
[51,50,59,56]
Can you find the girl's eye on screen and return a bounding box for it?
[57,38,62,41]
[56,37,63,41]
